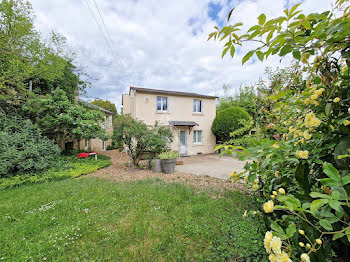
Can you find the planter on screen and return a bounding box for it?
[153,159,163,173]
[162,158,177,174]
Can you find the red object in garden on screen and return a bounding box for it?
[76,152,98,160]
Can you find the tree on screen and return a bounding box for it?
[217,84,258,115]
[211,106,250,142]
[211,0,350,260]
[0,0,85,102]
[23,88,108,149]
[91,99,118,115]
[113,115,173,166]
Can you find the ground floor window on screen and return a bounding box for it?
[102,140,106,151]
[193,130,203,144]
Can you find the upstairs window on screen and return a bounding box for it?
[157,96,168,111]
[193,99,202,113]
[193,130,203,144]
[105,116,109,128]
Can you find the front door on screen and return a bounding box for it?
[179,130,187,155]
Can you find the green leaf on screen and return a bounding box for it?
[310,192,332,199]
[256,50,264,61]
[227,8,234,22]
[323,162,341,182]
[279,45,292,56]
[230,45,235,58]
[302,20,311,30]
[325,103,333,116]
[222,46,230,58]
[242,50,254,65]
[320,178,339,187]
[328,200,344,213]
[292,49,301,60]
[331,191,341,200]
[271,221,285,234]
[320,219,333,230]
[310,199,328,213]
[286,223,296,238]
[341,175,350,186]
[258,14,266,25]
[333,233,344,240]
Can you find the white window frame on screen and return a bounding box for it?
[85,139,89,150]
[156,96,168,112]
[193,99,202,113]
[193,130,203,144]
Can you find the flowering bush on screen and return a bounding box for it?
[211,0,350,260]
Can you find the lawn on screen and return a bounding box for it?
[0,177,266,261]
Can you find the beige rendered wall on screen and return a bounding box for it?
[73,113,114,152]
[128,91,216,155]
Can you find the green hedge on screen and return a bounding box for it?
[0,113,60,177]
[211,106,250,142]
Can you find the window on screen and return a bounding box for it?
[156,96,168,111]
[193,130,203,144]
[102,141,105,151]
[193,99,202,113]
[85,139,89,150]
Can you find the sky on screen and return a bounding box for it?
[29,0,334,111]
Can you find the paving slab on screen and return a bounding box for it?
[175,154,247,180]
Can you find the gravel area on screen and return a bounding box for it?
[88,150,246,192]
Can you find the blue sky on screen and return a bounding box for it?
[29,0,333,111]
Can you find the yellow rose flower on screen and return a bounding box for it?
[270,236,282,254]
[301,253,310,262]
[271,143,280,149]
[268,254,277,262]
[330,125,335,131]
[263,200,274,213]
[264,231,273,253]
[270,195,275,199]
[278,188,286,194]
[273,191,278,196]
[344,120,350,126]
[305,112,322,128]
[274,171,279,177]
[289,126,295,133]
[296,150,309,159]
[253,184,259,190]
[333,97,340,103]
[303,130,312,140]
[299,229,305,235]
[299,242,305,247]
[306,243,311,249]
[229,171,237,178]
[316,239,322,245]
[311,94,318,101]
[304,98,310,105]
[277,252,292,262]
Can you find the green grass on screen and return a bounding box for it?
[0,178,266,261]
[0,155,111,190]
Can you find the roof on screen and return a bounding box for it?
[78,98,115,115]
[129,86,218,99]
[169,121,198,126]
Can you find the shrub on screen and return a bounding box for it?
[158,151,179,160]
[0,113,60,177]
[211,106,250,142]
[211,1,350,260]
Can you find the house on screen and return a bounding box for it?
[66,99,114,152]
[122,87,217,156]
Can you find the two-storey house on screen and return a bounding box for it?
[122,87,217,156]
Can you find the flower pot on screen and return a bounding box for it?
[162,158,177,174]
[153,159,163,173]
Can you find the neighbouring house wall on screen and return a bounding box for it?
[126,91,216,155]
[122,94,131,115]
[72,113,114,152]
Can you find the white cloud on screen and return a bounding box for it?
[29,0,335,111]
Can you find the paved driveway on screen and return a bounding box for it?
[175,154,247,180]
